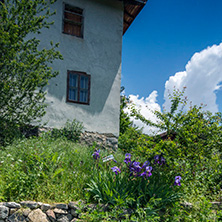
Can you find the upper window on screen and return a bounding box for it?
[63,4,83,38]
[67,71,90,105]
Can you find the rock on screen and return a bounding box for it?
[22,208,31,217]
[8,211,26,222]
[54,203,68,210]
[4,202,21,209]
[181,202,193,208]
[41,204,51,212]
[68,202,80,211]
[0,205,9,219]
[70,209,78,218]
[28,209,49,222]
[46,209,56,222]
[57,214,72,222]
[53,208,68,215]
[20,201,40,209]
[86,203,97,210]
[70,219,83,222]
[10,208,18,216]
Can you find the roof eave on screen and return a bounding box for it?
[122,0,147,34]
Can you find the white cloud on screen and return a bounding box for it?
[164,43,222,112]
[126,42,222,134]
[126,91,161,135]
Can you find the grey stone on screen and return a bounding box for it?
[8,211,26,222]
[106,137,118,145]
[9,208,18,216]
[28,209,49,222]
[41,204,51,212]
[54,203,68,210]
[22,208,31,217]
[53,208,68,215]
[70,219,83,222]
[4,202,21,209]
[46,209,56,222]
[68,202,80,211]
[0,220,4,222]
[181,201,193,208]
[57,215,71,222]
[70,209,78,218]
[0,205,9,219]
[20,201,40,209]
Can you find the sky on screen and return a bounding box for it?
[121,0,222,133]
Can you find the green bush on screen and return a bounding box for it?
[50,119,83,142]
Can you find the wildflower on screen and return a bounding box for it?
[111,166,121,175]
[174,176,182,186]
[141,166,152,178]
[154,154,166,165]
[142,160,150,168]
[129,161,142,174]
[154,155,160,164]
[124,153,131,164]
[92,149,100,160]
[160,156,166,165]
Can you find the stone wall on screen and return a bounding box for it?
[39,127,119,150]
[0,201,89,222]
[1,201,222,221]
[80,131,118,150]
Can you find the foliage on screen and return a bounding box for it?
[86,150,182,220]
[119,88,153,152]
[0,0,62,145]
[50,119,84,142]
[0,137,93,202]
[119,88,133,135]
[130,89,222,187]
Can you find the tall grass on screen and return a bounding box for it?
[0,137,96,202]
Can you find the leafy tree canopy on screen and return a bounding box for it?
[0,0,62,136]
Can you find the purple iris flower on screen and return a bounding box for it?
[141,166,152,178]
[111,166,121,175]
[124,153,131,164]
[154,155,160,164]
[154,155,166,165]
[92,149,100,160]
[160,156,166,165]
[132,161,142,173]
[174,176,182,186]
[142,161,150,168]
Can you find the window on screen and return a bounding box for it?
[63,4,83,38]
[67,71,90,105]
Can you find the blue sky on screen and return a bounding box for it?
[122,0,222,113]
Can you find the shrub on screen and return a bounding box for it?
[50,119,84,142]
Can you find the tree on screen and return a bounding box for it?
[0,0,62,144]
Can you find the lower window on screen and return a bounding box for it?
[67,71,90,105]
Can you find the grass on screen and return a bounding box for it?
[0,136,96,203]
[0,135,222,221]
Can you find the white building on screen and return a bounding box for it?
[39,0,147,137]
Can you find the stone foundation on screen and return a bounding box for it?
[39,127,119,150]
[80,131,118,150]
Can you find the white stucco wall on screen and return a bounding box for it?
[38,0,123,136]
